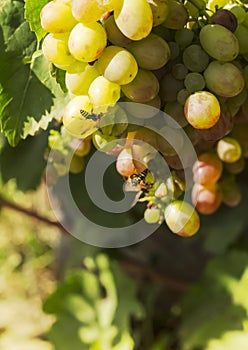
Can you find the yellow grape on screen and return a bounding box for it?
[42,32,76,65]
[114,0,153,40]
[162,0,188,30]
[72,0,105,23]
[103,15,132,46]
[97,46,138,85]
[217,137,242,163]
[69,155,85,174]
[184,91,221,129]
[68,22,107,62]
[88,76,121,107]
[40,0,77,33]
[65,64,99,95]
[148,0,170,27]
[62,95,98,139]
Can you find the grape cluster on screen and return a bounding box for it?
[41,0,248,237]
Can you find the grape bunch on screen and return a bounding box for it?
[41,0,248,237]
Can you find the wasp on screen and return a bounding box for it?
[124,168,154,207]
[80,109,103,122]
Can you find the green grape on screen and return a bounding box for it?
[42,33,76,65]
[68,22,107,62]
[164,101,188,127]
[97,46,138,85]
[65,64,99,95]
[144,207,161,224]
[72,0,105,23]
[182,44,209,72]
[152,26,175,41]
[184,91,221,129]
[177,88,190,106]
[210,9,238,32]
[162,0,188,30]
[172,63,188,80]
[121,69,159,103]
[88,76,121,107]
[126,33,170,70]
[191,183,222,215]
[229,5,246,24]
[122,95,161,119]
[199,24,239,61]
[40,0,77,33]
[168,41,180,60]
[175,28,194,48]
[92,130,118,152]
[70,138,91,157]
[114,0,153,41]
[230,124,248,158]
[103,15,132,46]
[219,176,241,207]
[160,73,184,102]
[184,72,205,93]
[217,136,242,163]
[148,0,170,27]
[234,24,248,54]
[192,152,223,186]
[204,61,245,97]
[69,154,84,174]
[224,156,245,174]
[55,60,90,73]
[62,95,98,139]
[164,200,200,237]
[157,125,185,156]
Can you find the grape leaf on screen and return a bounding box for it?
[0,131,48,191]
[24,0,49,42]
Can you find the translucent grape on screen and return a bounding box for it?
[175,28,194,48]
[72,0,105,23]
[42,33,76,65]
[65,64,99,95]
[144,207,161,224]
[69,155,84,174]
[126,33,171,70]
[184,91,221,129]
[229,5,246,24]
[103,15,132,46]
[184,72,205,93]
[162,0,188,30]
[199,24,239,61]
[40,0,77,33]
[121,69,159,103]
[164,200,200,236]
[183,44,209,72]
[192,152,223,186]
[114,0,153,41]
[88,76,121,107]
[96,46,138,85]
[217,136,242,163]
[116,148,138,177]
[92,130,118,152]
[191,183,222,215]
[68,22,107,62]
[148,0,170,27]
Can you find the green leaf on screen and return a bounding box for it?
[24,0,49,42]
[179,250,248,350]
[0,131,48,191]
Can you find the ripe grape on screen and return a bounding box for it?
[126,33,171,70]
[121,69,159,103]
[97,46,138,85]
[88,76,121,108]
[144,207,161,224]
[114,0,153,41]
[192,152,223,186]
[162,0,189,30]
[103,15,132,46]
[62,95,97,139]
[116,148,138,177]
[184,91,221,129]
[148,0,170,27]
[157,125,185,156]
[210,9,238,32]
[184,72,205,93]
[217,136,242,163]
[42,32,76,65]
[92,130,118,152]
[191,183,223,215]
[65,64,99,95]
[199,24,239,61]
[229,5,246,24]
[234,24,248,54]
[68,22,107,62]
[164,200,200,236]
[174,28,194,48]
[71,0,105,23]
[69,154,84,174]
[40,0,77,33]
[204,61,245,97]
[182,44,209,72]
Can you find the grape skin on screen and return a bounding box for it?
[193,152,223,186]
